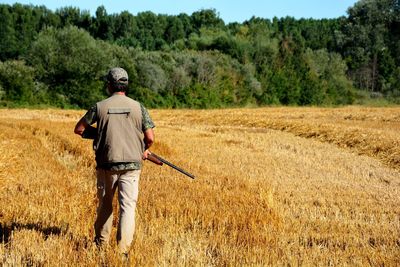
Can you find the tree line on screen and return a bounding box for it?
[0,0,399,108]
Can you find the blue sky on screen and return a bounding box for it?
[1,0,359,23]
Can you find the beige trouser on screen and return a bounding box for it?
[94,169,141,253]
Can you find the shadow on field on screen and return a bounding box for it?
[0,222,65,244]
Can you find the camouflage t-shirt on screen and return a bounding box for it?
[83,102,155,171]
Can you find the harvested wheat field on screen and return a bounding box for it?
[0,107,399,266]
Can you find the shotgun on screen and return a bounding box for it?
[147,152,195,179]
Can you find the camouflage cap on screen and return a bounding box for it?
[107,67,128,84]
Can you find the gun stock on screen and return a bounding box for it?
[147,153,163,166]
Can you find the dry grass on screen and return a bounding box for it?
[0,107,399,266]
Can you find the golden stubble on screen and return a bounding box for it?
[0,107,399,266]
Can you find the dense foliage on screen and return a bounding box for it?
[0,0,399,108]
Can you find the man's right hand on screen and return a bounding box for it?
[142,149,151,160]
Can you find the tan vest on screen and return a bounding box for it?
[94,94,144,166]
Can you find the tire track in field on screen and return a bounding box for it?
[154,110,400,171]
[253,120,400,170]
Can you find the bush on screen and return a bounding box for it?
[0,60,37,106]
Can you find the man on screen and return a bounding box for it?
[74,67,155,258]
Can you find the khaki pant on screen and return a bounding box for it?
[94,169,141,253]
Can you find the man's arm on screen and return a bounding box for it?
[74,117,98,139]
[142,128,154,159]
[74,105,97,138]
[74,118,89,136]
[140,103,155,160]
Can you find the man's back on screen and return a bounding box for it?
[95,94,144,166]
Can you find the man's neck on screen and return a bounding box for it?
[113,92,126,96]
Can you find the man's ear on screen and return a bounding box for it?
[106,83,113,95]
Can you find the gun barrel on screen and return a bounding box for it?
[150,152,195,179]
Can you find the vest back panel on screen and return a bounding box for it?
[94,95,144,165]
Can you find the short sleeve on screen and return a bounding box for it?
[83,105,97,125]
[140,104,155,132]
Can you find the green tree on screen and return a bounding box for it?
[177,13,193,38]
[27,26,114,107]
[134,12,167,50]
[165,16,185,44]
[91,6,114,41]
[136,59,168,93]
[113,11,137,46]
[305,48,354,104]
[56,6,81,26]
[339,0,398,94]
[191,9,225,31]
[0,5,17,60]
[0,60,37,105]
[10,4,42,58]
